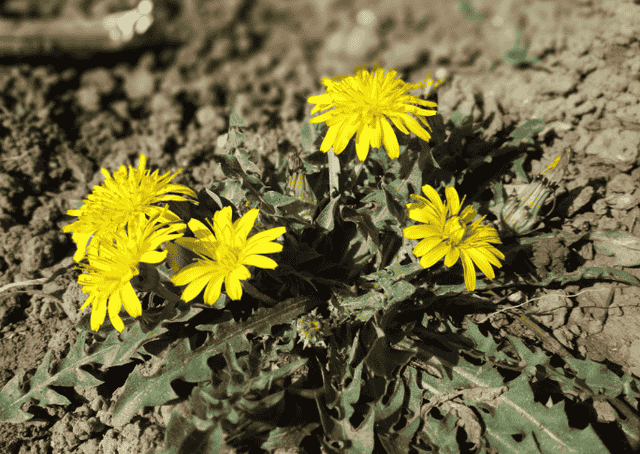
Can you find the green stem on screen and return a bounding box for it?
[328,149,340,198]
[153,281,182,302]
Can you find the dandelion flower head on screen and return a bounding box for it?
[63,154,197,262]
[77,207,186,332]
[403,184,505,291]
[171,206,286,305]
[307,64,437,161]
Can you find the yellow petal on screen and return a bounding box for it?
[90,298,108,332]
[225,269,245,300]
[460,251,477,291]
[140,250,167,264]
[445,187,461,216]
[187,218,213,242]
[368,116,382,149]
[403,114,432,142]
[214,207,234,241]
[108,289,126,331]
[418,241,448,267]
[403,224,441,240]
[121,282,142,318]
[475,246,505,267]
[242,254,278,269]
[420,185,445,213]
[181,272,214,302]
[234,208,259,240]
[381,118,400,159]
[243,241,283,256]
[387,113,410,135]
[444,247,460,268]
[203,274,225,305]
[80,294,94,311]
[413,238,450,268]
[355,126,371,162]
[245,227,286,249]
[407,205,442,225]
[320,124,340,152]
[172,261,214,286]
[466,248,498,279]
[173,237,213,260]
[332,117,360,155]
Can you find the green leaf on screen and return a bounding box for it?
[508,118,545,146]
[260,423,321,451]
[385,281,416,305]
[228,105,245,129]
[337,290,385,322]
[590,230,640,266]
[226,128,245,148]
[317,197,340,231]
[563,357,624,397]
[0,330,103,423]
[164,407,224,453]
[457,0,486,22]
[234,148,260,176]
[512,154,531,184]
[263,191,299,207]
[449,109,473,128]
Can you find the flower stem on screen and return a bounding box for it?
[153,281,182,302]
[328,149,340,198]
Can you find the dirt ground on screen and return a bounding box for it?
[1,0,640,452]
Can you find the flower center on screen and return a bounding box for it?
[214,243,240,271]
[443,216,468,246]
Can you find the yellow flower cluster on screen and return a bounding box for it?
[64,154,286,331]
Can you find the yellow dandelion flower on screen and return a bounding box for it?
[63,153,198,263]
[403,184,505,291]
[307,65,437,161]
[77,206,187,332]
[171,206,286,305]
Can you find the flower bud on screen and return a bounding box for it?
[500,181,554,235]
[500,148,571,236]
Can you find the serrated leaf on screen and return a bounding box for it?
[112,337,202,429]
[540,265,640,288]
[563,357,623,397]
[0,330,103,423]
[590,230,640,266]
[508,118,545,146]
[487,379,608,453]
[316,353,376,454]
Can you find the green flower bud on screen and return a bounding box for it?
[500,181,554,235]
[500,148,571,236]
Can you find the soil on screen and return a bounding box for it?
[1,0,640,452]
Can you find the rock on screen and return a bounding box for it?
[530,290,572,330]
[584,129,640,172]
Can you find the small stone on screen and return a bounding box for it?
[593,400,616,423]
